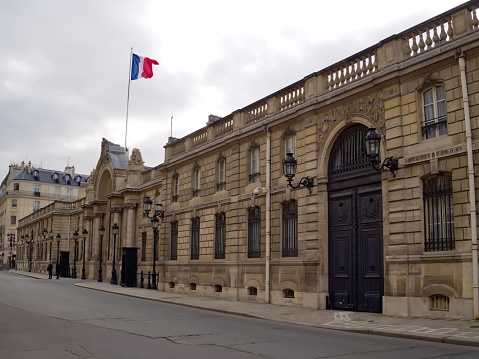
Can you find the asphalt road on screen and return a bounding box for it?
[1,271,479,359]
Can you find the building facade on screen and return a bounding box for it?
[0,161,87,269]
[16,2,479,319]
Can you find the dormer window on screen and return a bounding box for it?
[32,170,39,181]
[74,175,82,186]
[52,173,60,183]
[64,174,71,185]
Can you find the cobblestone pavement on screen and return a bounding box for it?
[9,270,479,347]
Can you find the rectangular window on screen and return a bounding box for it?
[66,189,72,199]
[54,187,61,198]
[11,216,16,225]
[217,159,226,191]
[34,185,40,197]
[173,176,179,202]
[250,147,260,183]
[191,217,200,260]
[33,201,40,212]
[282,200,298,257]
[215,213,226,259]
[13,183,19,190]
[11,199,17,208]
[424,174,454,251]
[170,221,178,260]
[193,169,200,197]
[141,232,147,261]
[248,207,261,258]
[422,85,447,139]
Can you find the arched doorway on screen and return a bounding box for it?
[327,124,383,313]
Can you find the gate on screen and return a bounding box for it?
[328,124,383,313]
[121,247,138,287]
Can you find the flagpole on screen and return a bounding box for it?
[170,111,173,138]
[125,47,133,149]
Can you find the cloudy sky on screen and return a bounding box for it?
[0,0,466,180]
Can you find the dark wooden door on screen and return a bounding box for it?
[327,124,383,313]
[328,183,383,313]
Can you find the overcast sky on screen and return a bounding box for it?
[0,0,466,181]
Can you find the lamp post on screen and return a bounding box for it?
[23,234,33,272]
[364,127,398,177]
[81,229,88,280]
[143,196,165,290]
[282,152,314,192]
[72,230,79,278]
[111,223,119,285]
[56,234,61,279]
[98,225,105,282]
[151,216,159,290]
[49,232,53,263]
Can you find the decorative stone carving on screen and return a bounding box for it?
[129,148,144,166]
[317,93,385,152]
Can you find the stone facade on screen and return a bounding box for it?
[15,2,479,319]
[0,161,87,269]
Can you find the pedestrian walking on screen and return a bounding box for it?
[55,261,60,279]
[47,263,53,279]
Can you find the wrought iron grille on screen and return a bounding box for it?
[170,221,178,260]
[424,174,454,251]
[216,182,226,191]
[248,207,261,258]
[190,217,200,259]
[329,125,371,177]
[422,118,447,139]
[214,213,226,259]
[141,232,147,261]
[282,200,298,257]
[249,172,260,183]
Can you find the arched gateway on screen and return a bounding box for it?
[327,124,384,313]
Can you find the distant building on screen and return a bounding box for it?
[0,161,88,269]
[16,2,479,319]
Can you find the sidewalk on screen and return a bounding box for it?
[10,270,479,348]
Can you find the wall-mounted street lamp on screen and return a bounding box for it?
[111,223,119,285]
[98,226,105,282]
[364,128,398,177]
[81,229,88,280]
[143,196,165,290]
[282,152,314,193]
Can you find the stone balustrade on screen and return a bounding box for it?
[164,2,479,161]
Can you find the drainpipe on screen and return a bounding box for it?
[457,50,479,319]
[265,125,271,303]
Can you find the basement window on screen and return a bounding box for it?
[190,283,196,291]
[283,289,295,298]
[430,295,449,311]
[248,287,258,296]
[214,285,223,293]
[169,281,175,289]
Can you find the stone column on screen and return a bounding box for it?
[92,214,102,260]
[125,204,137,247]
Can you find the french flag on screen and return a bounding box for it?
[131,53,159,80]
